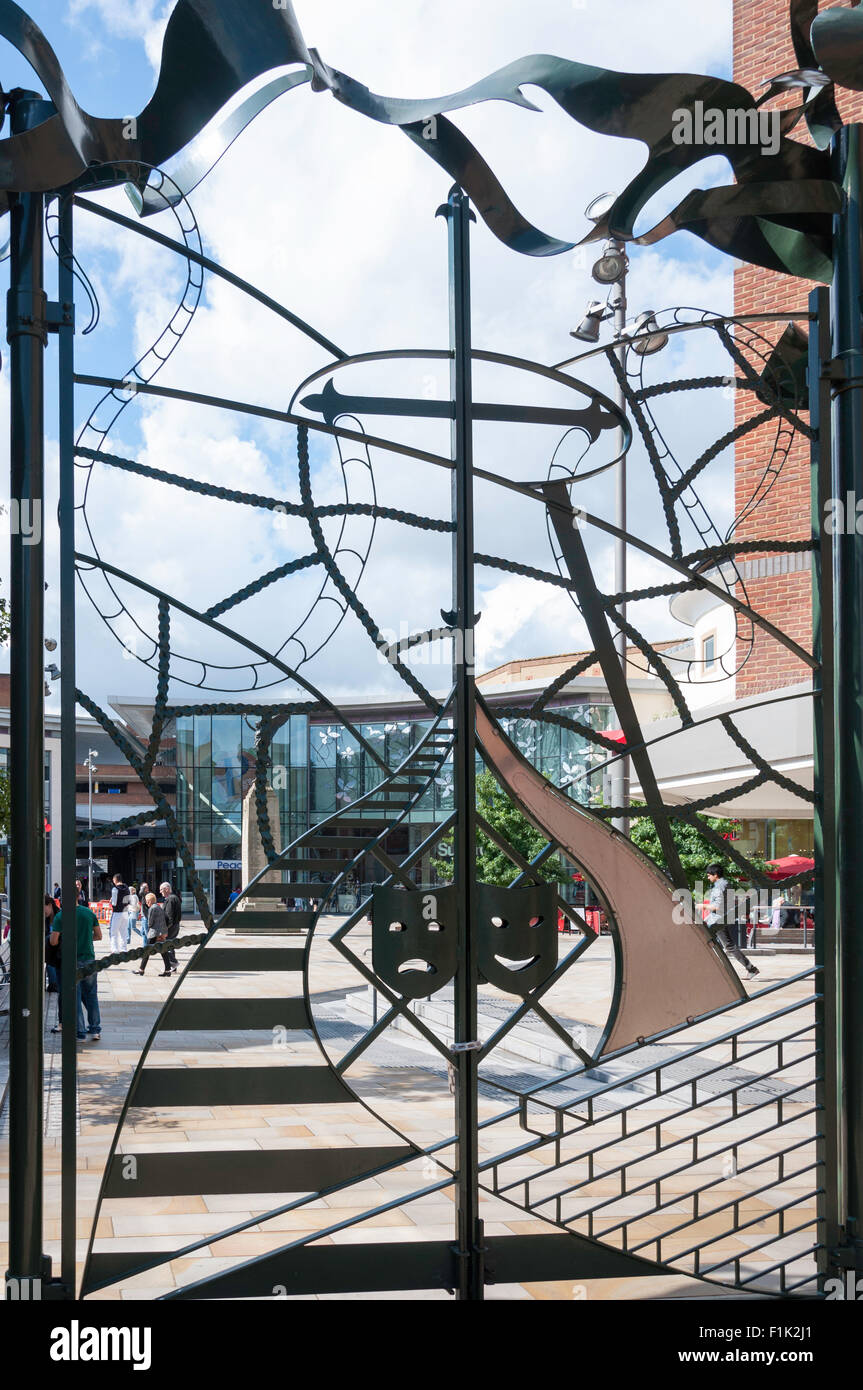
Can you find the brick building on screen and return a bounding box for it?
[733,0,862,694]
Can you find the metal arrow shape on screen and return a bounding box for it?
[301,378,615,436]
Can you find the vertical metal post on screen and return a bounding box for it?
[87,758,94,901]
[441,185,484,1300]
[810,282,840,1282]
[826,123,863,1281]
[58,194,78,1297]
[611,272,629,836]
[5,90,52,1293]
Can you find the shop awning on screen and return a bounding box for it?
[765,854,814,880]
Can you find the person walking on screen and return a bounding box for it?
[49,898,103,1041]
[160,881,182,977]
[135,892,167,976]
[44,893,60,993]
[108,872,131,953]
[704,862,759,979]
[136,882,150,946]
[76,879,87,906]
[127,884,141,942]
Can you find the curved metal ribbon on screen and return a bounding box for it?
[0,0,312,193]
[0,0,845,275]
[787,0,843,149]
[811,0,863,93]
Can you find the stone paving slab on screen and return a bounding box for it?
[0,919,818,1301]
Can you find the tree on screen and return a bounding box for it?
[0,503,9,645]
[432,770,569,887]
[0,768,9,841]
[628,803,768,892]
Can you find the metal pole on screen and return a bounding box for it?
[809,282,839,1287]
[610,263,629,836]
[58,194,78,1297]
[5,89,52,1294]
[826,122,863,1283]
[442,185,484,1300]
[88,759,93,901]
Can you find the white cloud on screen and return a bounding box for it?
[68,0,172,70]
[8,1,743,716]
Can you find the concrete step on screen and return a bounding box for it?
[341,986,608,1080]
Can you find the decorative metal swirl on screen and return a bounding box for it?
[0,0,856,277]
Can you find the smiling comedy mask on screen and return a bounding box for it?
[477,883,558,995]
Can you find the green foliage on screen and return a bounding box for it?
[432,770,570,887]
[0,768,9,841]
[0,504,8,646]
[628,803,768,891]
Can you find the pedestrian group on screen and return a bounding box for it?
[46,876,184,1046]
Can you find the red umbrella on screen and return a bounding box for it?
[603,728,626,745]
[765,853,814,880]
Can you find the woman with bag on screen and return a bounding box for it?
[135,892,167,976]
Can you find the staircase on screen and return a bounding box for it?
[79,704,456,1299]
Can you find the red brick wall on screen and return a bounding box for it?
[733,2,863,694]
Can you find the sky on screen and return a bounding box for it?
[0,0,740,723]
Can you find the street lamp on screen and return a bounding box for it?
[43,662,60,698]
[630,310,670,357]
[570,194,668,834]
[591,241,629,286]
[84,749,98,900]
[570,300,607,344]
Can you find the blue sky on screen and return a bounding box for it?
[0,0,742,717]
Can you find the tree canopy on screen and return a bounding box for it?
[432,770,569,887]
[628,804,768,891]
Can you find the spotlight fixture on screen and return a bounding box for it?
[584,191,617,224]
[591,241,628,285]
[630,310,670,356]
[570,300,607,344]
[44,637,57,652]
[45,663,61,680]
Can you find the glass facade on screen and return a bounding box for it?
[170,711,308,909]
[731,817,815,862]
[167,699,612,909]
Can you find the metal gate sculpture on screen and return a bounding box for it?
[3,0,860,1301]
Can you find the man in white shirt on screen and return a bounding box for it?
[109,873,131,954]
[705,863,759,980]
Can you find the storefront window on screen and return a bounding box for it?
[210,715,242,769]
[765,819,815,860]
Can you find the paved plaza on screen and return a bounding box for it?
[0,921,816,1301]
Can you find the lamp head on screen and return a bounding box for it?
[630,310,670,356]
[570,300,606,344]
[591,241,628,285]
[584,191,617,224]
